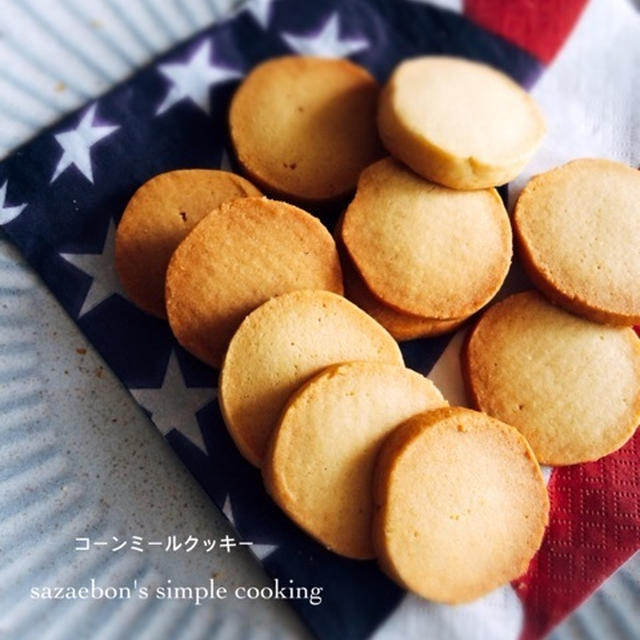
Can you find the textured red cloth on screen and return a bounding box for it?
[514,429,640,639]
[465,0,589,64]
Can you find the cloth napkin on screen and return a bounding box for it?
[1,0,638,638]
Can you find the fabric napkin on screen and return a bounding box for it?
[1,0,638,638]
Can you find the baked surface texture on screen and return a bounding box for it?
[514,158,640,324]
[219,289,403,467]
[165,196,343,368]
[335,215,465,340]
[372,406,549,604]
[341,157,512,319]
[115,169,261,318]
[229,56,383,204]
[463,290,640,465]
[262,361,446,559]
[377,56,545,189]
[340,245,465,340]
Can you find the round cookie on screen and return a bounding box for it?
[463,290,640,465]
[334,217,464,340]
[219,289,404,467]
[513,158,640,325]
[229,56,383,204]
[341,157,512,320]
[377,56,545,189]
[115,169,261,318]
[372,406,549,604]
[263,361,446,559]
[165,197,343,368]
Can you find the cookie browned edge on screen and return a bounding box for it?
[260,363,357,553]
[371,406,549,603]
[377,58,545,190]
[229,56,384,208]
[460,290,640,465]
[339,160,512,320]
[334,213,467,340]
[459,308,488,414]
[164,196,344,369]
[513,190,640,325]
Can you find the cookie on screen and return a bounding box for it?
[229,56,383,204]
[341,157,512,320]
[165,196,343,368]
[377,56,545,189]
[263,361,446,559]
[463,290,640,465]
[372,406,549,604]
[334,216,465,341]
[219,289,404,467]
[513,158,640,325]
[115,169,262,318]
[341,248,466,340]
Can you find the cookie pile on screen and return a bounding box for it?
[334,55,546,341]
[463,158,640,466]
[115,169,261,319]
[164,196,343,368]
[219,289,404,467]
[337,157,512,340]
[113,53,638,606]
[367,56,640,470]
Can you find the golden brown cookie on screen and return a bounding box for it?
[334,216,465,340]
[263,361,446,559]
[372,406,549,604]
[165,197,343,368]
[377,56,545,189]
[219,289,404,467]
[514,158,640,325]
[229,56,383,204]
[341,249,466,340]
[341,157,512,320]
[463,290,640,465]
[115,169,262,318]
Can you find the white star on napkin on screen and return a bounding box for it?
[0,180,27,225]
[281,12,369,57]
[156,40,243,115]
[219,148,234,172]
[60,219,126,317]
[222,494,278,560]
[244,0,274,29]
[51,104,119,184]
[130,351,214,452]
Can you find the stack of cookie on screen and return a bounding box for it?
[112,52,639,607]
[463,159,640,467]
[116,55,386,368]
[336,55,546,341]
[361,55,640,471]
[218,289,548,604]
[337,156,511,340]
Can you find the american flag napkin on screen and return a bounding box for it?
[1,0,638,638]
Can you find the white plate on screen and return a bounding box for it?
[0,1,637,639]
